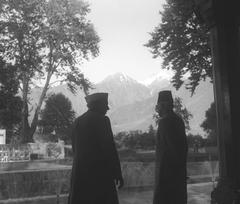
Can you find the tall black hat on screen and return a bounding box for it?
[85,92,108,105]
[157,90,173,104]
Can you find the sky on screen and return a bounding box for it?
[80,0,173,83]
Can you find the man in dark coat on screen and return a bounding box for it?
[68,92,124,204]
[153,90,188,204]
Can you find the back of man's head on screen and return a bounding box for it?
[157,90,173,105]
[85,92,109,114]
[156,90,174,116]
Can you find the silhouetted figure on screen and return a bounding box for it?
[193,140,199,153]
[153,90,188,204]
[68,92,124,204]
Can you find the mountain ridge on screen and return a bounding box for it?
[29,72,214,136]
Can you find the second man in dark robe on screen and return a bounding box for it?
[153,90,188,204]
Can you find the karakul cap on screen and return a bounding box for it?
[157,90,173,104]
[85,92,108,105]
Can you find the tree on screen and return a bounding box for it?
[123,130,142,150]
[138,125,156,150]
[0,58,22,143]
[187,133,204,149]
[154,96,193,132]
[116,128,156,150]
[173,97,192,131]
[145,0,212,94]
[0,0,100,142]
[114,131,128,149]
[201,102,217,146]
[40,93,75,143]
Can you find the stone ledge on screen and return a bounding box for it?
[0,194,68,204]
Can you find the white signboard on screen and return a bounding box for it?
[0,129,6,144]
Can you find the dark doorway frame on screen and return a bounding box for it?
[193,0,240,203]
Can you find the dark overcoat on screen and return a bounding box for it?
[153,111,188,204]
[68,110,122,204]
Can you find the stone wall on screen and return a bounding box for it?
[0,161,219,201]
[0,168,71,200]
[0,162,154,201]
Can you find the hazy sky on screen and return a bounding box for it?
[80,0,173,83]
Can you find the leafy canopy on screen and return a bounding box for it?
[40,93,75,142]
[201,102,217,145]
[0,58,22,127]
[0,0,99,93]
[114,126,156,150]
[0,0,100,142]
[145,0,212,94]
[0,58,22,142]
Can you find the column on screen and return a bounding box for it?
[210,1,240,203]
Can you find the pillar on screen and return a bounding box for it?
[210,1,240,203]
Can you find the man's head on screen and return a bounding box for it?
[85,92,109,115]
[155,90,174,117]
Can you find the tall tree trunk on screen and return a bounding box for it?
[28,71,53,142]
[21,74,30,143]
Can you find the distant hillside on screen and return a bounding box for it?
[91,72,151,108]
[109,78,214,135]
[109,95,157,133]
[29,73,214,136]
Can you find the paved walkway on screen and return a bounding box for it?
[0,182,214,204]
[120,182,213,204]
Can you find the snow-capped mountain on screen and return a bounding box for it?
[29,72,214,136]
[90,72,151,108]
[141,71,173,86]
[140,71,173,95]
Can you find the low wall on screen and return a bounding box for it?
[0,161,219,201]
[0,162,155,201]
[0,168,71,200]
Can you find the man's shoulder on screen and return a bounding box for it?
[168,112,183,121]
[83,111,108,123]
[161,112,184,126]
[74,111,88,121]
[74,111,106,128]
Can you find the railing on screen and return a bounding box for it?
[0,142,65,162]
[0,144,31,162]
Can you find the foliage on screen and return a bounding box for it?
[46,143,63,158]
[173,97,193,131]
[115,125,156,150]
[145,0,212,94]
[0,0,100,142]
[187,133,204,148]
[0,58,22,143]
[153,96,193,132]
[201,102,217,146]
[40,93,75,143]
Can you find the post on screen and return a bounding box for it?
[0,129,6,144]
[210,1,240,203]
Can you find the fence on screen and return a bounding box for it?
[0,144,31,162]
[0,142,65,162]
